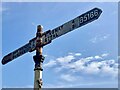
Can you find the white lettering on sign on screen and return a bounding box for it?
[29,38,36,52]
[12,43,31,59]
[2,43,31,64]
[2,8,102,65]
[78,9,99,26]
[42,8,102,44]
[42,25,64,44]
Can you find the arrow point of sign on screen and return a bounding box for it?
[95,8,102,19]
[1,57,6,65]
[1,56,12,65]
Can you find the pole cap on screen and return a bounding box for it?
[37,25,43,32]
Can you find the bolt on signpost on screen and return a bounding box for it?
[1,8,102,89]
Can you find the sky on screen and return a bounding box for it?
[1,2,118,88]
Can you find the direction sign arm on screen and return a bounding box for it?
[1,8,102,65]
[42,8,102,44]
[2,43,31,65]
[51,8,102,39]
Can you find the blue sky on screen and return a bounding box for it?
[1,2,118,88]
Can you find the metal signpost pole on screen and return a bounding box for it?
[33,25,44,90]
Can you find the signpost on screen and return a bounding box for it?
[1,8,102,89]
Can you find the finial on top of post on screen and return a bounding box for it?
[37,25,43,32]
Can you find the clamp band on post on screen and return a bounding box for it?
[33,55,45,70]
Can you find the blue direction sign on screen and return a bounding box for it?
[2,8,102,65]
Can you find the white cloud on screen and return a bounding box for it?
[74,53,82,56]
[57,55,75,64]
[60,74,77,82]
[90,37,97,43]
[94,55,102,59]
[43,60,56,68]
[85,56,94,60]
[102,53,109,57]
[44,54,48,57]
[31,22,36,26]
[43,52,118,88]
[68,52,82,56]
[44,52,118,81]
[68,52,73,55]
[90,34,110,43]
[82,59,118,77]
[84,62,100,74]
[73,59,118,77]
